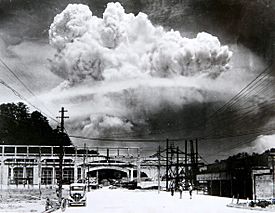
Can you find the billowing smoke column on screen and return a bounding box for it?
[49,2,232,83]
[48,2,233,138]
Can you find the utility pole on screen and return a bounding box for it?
[83,143,86,180]
[185,140,188,189]
[176,146,179,189]
[190,140,195,185]
[56,107,69,204]
[166,138,169,191]
[86,144,90,192]
[158,145,161,194]
[38,147,42,199]
[107,148,109,162]
[195,138,198,165]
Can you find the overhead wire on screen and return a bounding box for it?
[204,63,273,123]
[0,79,59,124]
[0,57,59,124]
[205,72,274,137]
[39,62,275,162]
[203,136,259,160]
[70,64,273,141]
[69,135,166,142]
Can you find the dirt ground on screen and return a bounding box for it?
[0,186,58,213]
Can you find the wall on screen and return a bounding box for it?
[255,174,273,200]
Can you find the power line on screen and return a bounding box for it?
[69,124,275,143]
[0,57,58,122]
[206,75,274,127]
[145,64,274,138]
[205,63,272,123]
[204,136,257,160]
[63,64,274,141]
[0,79,59,124]
[69,135,166,142]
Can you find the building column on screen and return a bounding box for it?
[219,180,222,197]
[74,165,78,183]
[274,169,275,199]
[23,166,26,186]
[2,165,9,185]
[52,167,56,186]
[130,168,134,181]
[74,148,78,182]
[23,166,26,179]
[96,170,99,184]
[10,166,14,181]
[0,156,3,188]
[33,165,39,185]
[81,167,85,180]
[210,180,213,195]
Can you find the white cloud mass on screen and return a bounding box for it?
[49,2,232,84]
[46,2,235,141]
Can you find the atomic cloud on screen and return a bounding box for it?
[47,2,233,139]
[49,2,232,85]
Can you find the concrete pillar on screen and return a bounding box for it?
[33,166,39,185]
[23,166,26,186]
[1,153,4,188]
[81,167,85,180]
[23,166,26,179]
[74,164,78,183]
[96,170,99,184]
[272,156,275,198]
[130,168,134,181]
[2,165,9,185]
[10,166,14,181]
[52,167,56,186]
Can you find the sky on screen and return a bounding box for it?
[0,0,274,163]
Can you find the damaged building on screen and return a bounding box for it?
[197,149,275,200]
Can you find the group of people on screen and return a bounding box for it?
[170,181,193,199]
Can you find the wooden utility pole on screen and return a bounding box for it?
[166,138,169,191]
[83,143,86,180]
[176,146,179,189]
[158,145,161,194]
[38,147,42,198]
[185,140,188,188]
[195,138,198,165]
[56,107,69,204]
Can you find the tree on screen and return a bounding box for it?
[0,102,71,146]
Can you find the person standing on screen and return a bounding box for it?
[170,180,175,196]
[179,183,183,199]
[189,184,193,199]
